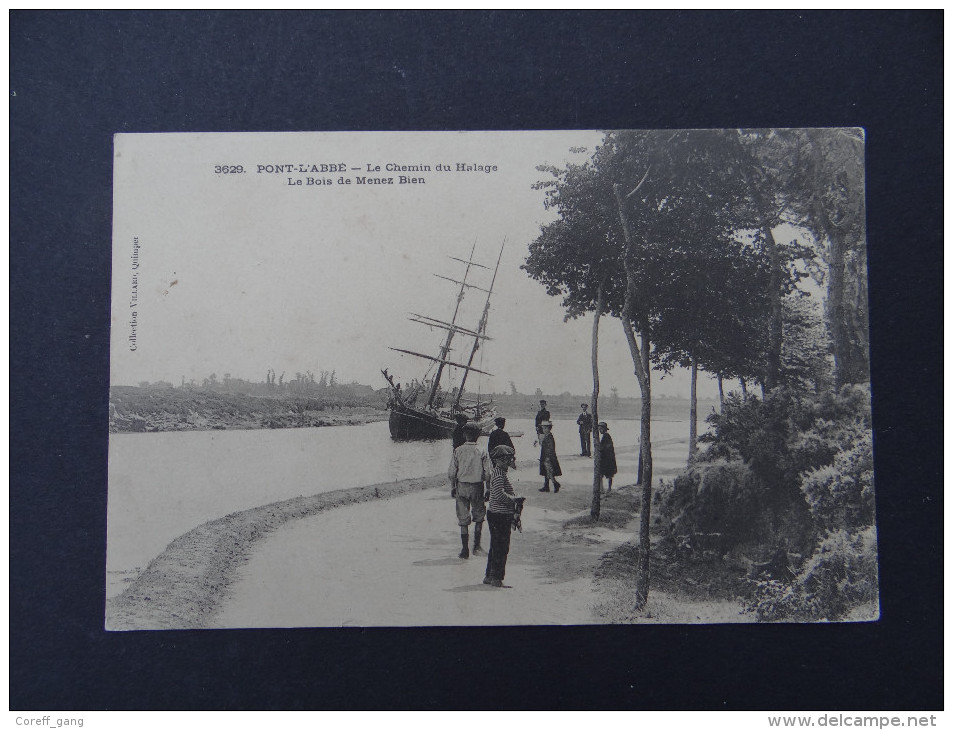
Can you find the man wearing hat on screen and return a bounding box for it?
[576,403,593,456]
[487,416,514,453]
[451,412,470,450]
[534,399,551,442]
[448,422,491,559]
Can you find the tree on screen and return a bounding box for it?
[640,131,824,464]
[786,129,868,386]
[590,284,605,521]
[611,174,655,609]
[526,129,826,610]
[608,129,778,608]
[649,230,774,464]
[732,129,867,390]
[525,153,629,520]
[527,130,743,607]
[780,294,833,392]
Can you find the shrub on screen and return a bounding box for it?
[696,384,877,621]
[701,385,871,501]
[747,526,879,622]
[800,429,875,534]
[745,399,877,622]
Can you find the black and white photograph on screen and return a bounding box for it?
[106,128,876,630]
[12,9,943,714]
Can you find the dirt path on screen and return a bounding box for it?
[215,488,603,627]
[215,449,654,627]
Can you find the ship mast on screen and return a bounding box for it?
[454,240,505,410]
[425,240,483,409]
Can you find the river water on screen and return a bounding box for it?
[106,416,691,596]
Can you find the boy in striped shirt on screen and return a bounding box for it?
[483,444,521,587]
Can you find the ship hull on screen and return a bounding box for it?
[388,405,456,440]
[388,404,495,441]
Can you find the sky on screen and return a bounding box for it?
[109,131,802,400]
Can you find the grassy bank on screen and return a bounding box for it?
[545,480,753,624]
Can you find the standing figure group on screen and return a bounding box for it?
[535,400,617,495]
[445,403,620,586]
[448,418,522,587]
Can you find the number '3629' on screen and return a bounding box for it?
[214,165,245,174]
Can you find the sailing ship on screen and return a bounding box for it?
[382,242,504,440]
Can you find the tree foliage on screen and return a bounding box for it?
[524,129,870,617]
[744,128,869,386]
[702,384,877,622]
[527,129,826,393]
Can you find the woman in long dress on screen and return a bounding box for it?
[598,421,617,492]
[538,421,562,493]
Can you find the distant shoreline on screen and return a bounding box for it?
[108,383,717,434]
[109,384,389,434]
[110,406,389,434]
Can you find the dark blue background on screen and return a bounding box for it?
[10,10,943,710]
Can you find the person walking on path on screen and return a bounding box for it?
[537,421,562,493]
[451,413,469,450]
[576,403,593,456]
[534,400,550,444]
[448,423,491,559]
[598,421,617,493]
[487,417,514,454]
[484,445,521,587]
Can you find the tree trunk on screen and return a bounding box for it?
[717,373,724,409]
[635,329,653,611]
[845,241,871,384]
[636,444,643,487]
[742,155,785,394]
[806,129,870,388]
[613,180,654,612]
[688,356,698,465]
[826,226,871,387]
[740,377,748,400]
[763,224,783,392]
[590,284,604,521]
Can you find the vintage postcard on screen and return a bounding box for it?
[106,129,876,629]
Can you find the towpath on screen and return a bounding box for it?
[214,439,687,628]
